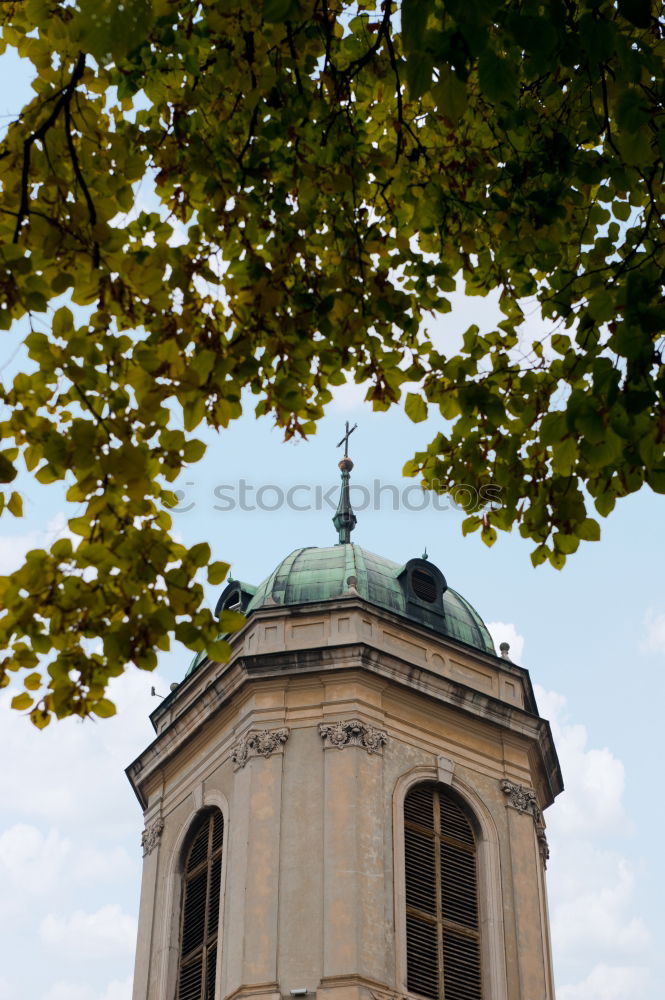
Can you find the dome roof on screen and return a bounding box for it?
[244,543,495,655]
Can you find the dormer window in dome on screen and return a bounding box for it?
[214,580,257,617]
[400,558,447,606]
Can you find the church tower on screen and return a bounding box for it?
[127,441,562,1000]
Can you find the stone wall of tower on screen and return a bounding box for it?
[128,598,561,1000]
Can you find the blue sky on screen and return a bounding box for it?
[1,30,664,1000]
[2,393,664,1000]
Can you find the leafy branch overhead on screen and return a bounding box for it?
[0,0,663,722]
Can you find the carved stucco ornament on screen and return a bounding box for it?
[500,779,550,867]
[319,718,388,754]
[231,727,290,769]
[141,818,164,857]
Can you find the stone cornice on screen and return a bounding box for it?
[151,594,537,726]
[127,636,562,810]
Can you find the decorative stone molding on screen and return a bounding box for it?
[319,718,388,754]
[437,754,455,785]
[500,779,542,822]
[370,988,406,1000]
[500,779,549,867]
[537,828,550,866]
[231,727,289,769]
[141,818,164,857]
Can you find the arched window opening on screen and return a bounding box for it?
[404,783,481,1000]
[177,809,224,1000]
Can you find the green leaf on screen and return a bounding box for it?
[263,0,300,23]
[618,0,652,29]
[530,545,549,567]
[578,517,601,541]
[552,438,577,475]
[405,392,428,423]
[405,52,434,100]
[432,67,468,122]
[11,692,34,712]
[7,492,23,517]
[92,698,117,719]
[0,454,17,483]
[478,51,518,103]
[219,609,246,633]
[183,439,207,463]
[401,0,435,55]
[208,639,232,661]
[595,491,617,516]
[208,561,230,585]
[188,542,211,568]
[53,307,74,336]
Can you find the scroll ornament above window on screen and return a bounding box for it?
[231,728,289,769]
[500,779,550,866]
[319,718,388,754]
[141,818,164,857]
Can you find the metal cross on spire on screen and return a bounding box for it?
[333,422,358,544]
[336,421,357,459]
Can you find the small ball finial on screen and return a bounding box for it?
[422,547,429,561]
[338,457,354,472]
[499,642,511,660]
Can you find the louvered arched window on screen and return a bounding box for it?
[177,809,224,1000]
[404,783,482,1000]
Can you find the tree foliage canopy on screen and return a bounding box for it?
[0,0,663,723]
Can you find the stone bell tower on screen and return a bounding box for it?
[127,439,562,1000]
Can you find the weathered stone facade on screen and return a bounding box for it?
[127,592,561,1000]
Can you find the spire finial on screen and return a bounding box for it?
[333,423,358,544]
[336,421,357,458]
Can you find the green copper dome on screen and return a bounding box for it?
[244,543,495,654]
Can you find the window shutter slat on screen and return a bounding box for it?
[205,944,217,1000]
[177,810,224,1000]
[178,956,203,1000]
[181,870,207,955]
[405,784,436,829]
[406,915,439,1000]
[442,931,482,1000]
[405,828,437,914]
[405,784,482,1000]
[440,843,478,930]
[208,855,222,937]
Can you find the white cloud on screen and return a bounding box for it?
[486,621,525,663]
[43,984,96,1000]
[0,512,74,575]
[641,608,665,654]
[0,823,134,903]
[330,380,368,412]
[99,978,133,1000]
[537,687,654,997]
[0,668,161,833]
[0,825,70,895]
[557,963,651,1000]
[40,904,137,960]
[552,849,650,959]
[537,686,629,837]
[41,976,132,1000]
